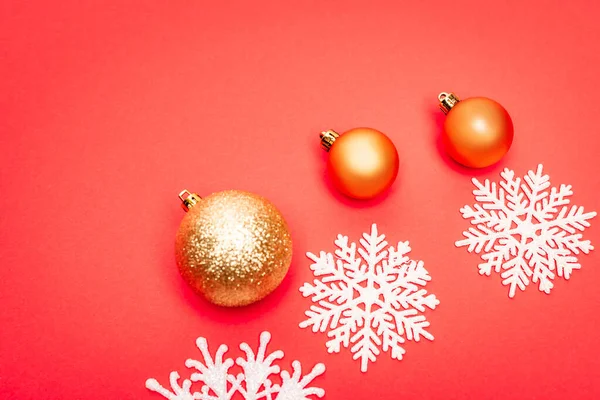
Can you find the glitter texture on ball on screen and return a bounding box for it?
[175,190,293,307]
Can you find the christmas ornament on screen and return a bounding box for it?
[320,127,399,199]
[176,189,293,307]
[456,164,596,298]
[146,331,326,399]
[438,92,514,168]
[299,223,439,372]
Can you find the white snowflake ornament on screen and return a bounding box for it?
[299,224,439,372]
[456,164,596,298]
[146,331,325,400]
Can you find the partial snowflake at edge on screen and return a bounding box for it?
[146,331,325,400]
[299,223,439,373]
[456,164,596,298]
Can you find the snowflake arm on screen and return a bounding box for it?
[394,309,434,342]
[527,244,557,294]
[456,223,510,254]
[358,224,389,272]
[235,331,282,399]
[324,307,361,354]
[299,251,361,333]
[276,361,326,400]
[533,184,572,222]
[477,237,519,276]
[146,372,199,400]
[388,260,439,312]
[521,164,551,219]
[374,311,406,361]
[186,339,234,399]
[500,254,533,298]
[349,319,382,373]
[543,205,597,235]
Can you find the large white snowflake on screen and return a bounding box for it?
[146,331,325,400]
[456,164,596,298]
[299,223,439,372]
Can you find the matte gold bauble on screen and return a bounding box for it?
[320,127,399,199]
[438,92,514,168]
[175,189,292,307]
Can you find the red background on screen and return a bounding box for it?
[1,1,599,399]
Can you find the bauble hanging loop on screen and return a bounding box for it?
[438,92,514,168]
[178,189,201,211]
[320,127,399,200]
[175,189,293,307]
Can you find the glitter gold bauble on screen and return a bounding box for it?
[320,127,399,200]
[438,92,514,168]
[175,189,293,307]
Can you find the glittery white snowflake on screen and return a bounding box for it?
[299,224,439,372]
[146,331,325,400]
[456,164,596,298]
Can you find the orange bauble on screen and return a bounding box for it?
[320,127,399,199]
[438,92,514,168]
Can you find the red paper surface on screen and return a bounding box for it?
[1,1,599,399]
